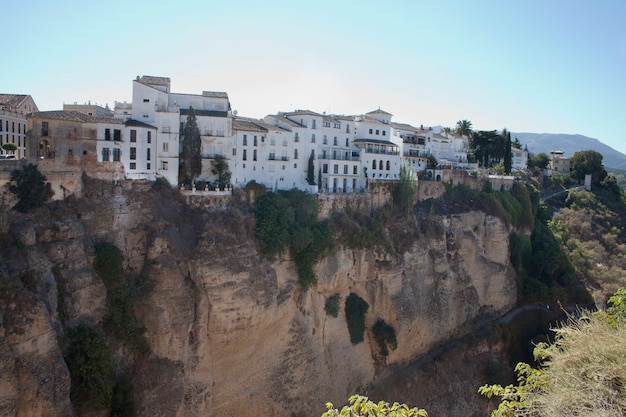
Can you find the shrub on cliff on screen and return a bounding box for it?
[8,163,54,212]
[94,241,148,353]
[254,190,333,289]
[64,326,115,409]
[479,288,626,417]
[345,293,369,344]
[373,319,397,356]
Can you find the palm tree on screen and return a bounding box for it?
[455,120,472,137]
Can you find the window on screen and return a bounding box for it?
[105,128,111,140]
[0,119,2,131]
[243,149,247,161]
[343,165,348,174]
[269,152,276,160]
[311,134,316,143]
[243,134,247,146]
[163,142,169,152]
[376,130,379,135]
[68,149,73,156]
[382,131,386,136]
[42,122,49,137]
[18,124,20,134]
[112,148,121,161]
[295,132,299,142]
[369,129,373,134]
[102,148,110,162]
[294,149,298,159]
[372,160,376,170]
[346,125,350,133]
[353,165,358,175]
[282,139,288,147]
[323,164,328,173]
[130,147,136,160]
[147,163,151,170]
[233,148,236,156]
[253,149,257,161]
[333,137,338,146]
[386,160,390,170]
[334,123,341,129]
[312,119,316,129]
[345,138,349,147]
[130,130,137,142]
[147,131,152,143]
[161,161,168,170]
[323,121,330,128]
[254,136,257,146]
[323,135,328,145]
[113,129,121,141]
[379,160,383,170]
[130,162,136,170]
[146,148,151,161]
[334,164,339,174]
[143,99,149,103]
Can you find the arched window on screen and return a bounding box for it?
[386,160,390,170]
[379,160,383,170]
[372,160,376,170]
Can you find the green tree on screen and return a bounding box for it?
[63,326,115,409]
[179,106,202,186]
[307,150,316,185]
[8,163,54,212]
[455,119,473,137]
[570,149,607,184]
[528,153,550,170]
[322,395,428,417]
[211,156,231,190]
[2,142,17,153]
[504,130,512,174]
[393,164,417,215]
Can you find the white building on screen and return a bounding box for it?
[511,147,528,171]
[354,109,401,182]
[0,94,39,159]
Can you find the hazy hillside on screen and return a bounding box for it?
[513,132,626,170]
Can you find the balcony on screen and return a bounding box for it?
[268,155,289,161]
[404,150,431,158]
[363,148,399,156]
[201,153,228,159]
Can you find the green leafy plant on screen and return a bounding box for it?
[8,163,54,212]
[345,293,369,344]
[322,395,428,417]
[324,294,341,317]
[254,190,333,289]
[372,319,397,356]
[63,326,115,409]
[94,242,148,353]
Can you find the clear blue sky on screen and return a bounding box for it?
[3,0,625,153]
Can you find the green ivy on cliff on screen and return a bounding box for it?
[345,293,369,344]
[94,241,148,353]
[64,326,115,409]
[254,190,333,289]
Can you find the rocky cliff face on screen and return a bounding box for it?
[0,179,517,417]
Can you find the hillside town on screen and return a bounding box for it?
[1,75,549,195]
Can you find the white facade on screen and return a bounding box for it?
[511,147,528,171]
[0,94,39,159]
[94,119,158,181]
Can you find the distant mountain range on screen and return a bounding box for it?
[512,132,626,171]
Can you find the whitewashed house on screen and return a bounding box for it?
[511,146,528,171]
[354,109,401,182]
[0,94,39,159]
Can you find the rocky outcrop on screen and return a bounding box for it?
[0,180,518,417]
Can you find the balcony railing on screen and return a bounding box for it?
[404,150,431,158]
[268,155,289,161]
[363,148,399,156]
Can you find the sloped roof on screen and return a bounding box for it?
[29,111,99,122]
[202,91,229,99]
[125,119,157,129]
[137,76,170,86]
[232,118,267,132]
[0,94,28,110]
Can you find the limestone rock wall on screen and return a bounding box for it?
[0,181,517,417]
